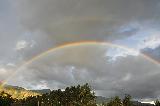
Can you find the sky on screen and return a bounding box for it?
[0,0,160,101]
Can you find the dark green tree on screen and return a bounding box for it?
[0,91,15,106]
[155,99,160,106]
[107,96,122,106]
[122,94,133,106]
[14,83,96,106]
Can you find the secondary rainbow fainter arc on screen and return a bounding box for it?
[0,41,160,88]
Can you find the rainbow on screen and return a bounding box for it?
[0,41,160,88]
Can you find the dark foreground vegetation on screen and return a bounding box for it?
[0,83,160,106]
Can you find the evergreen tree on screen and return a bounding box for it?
[107,96,122,106]
[0,91,15,106]
[122,94,133,106]
[155,99,160,106]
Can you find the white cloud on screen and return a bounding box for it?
[6,63,16,67]
[34,80,49,90]
[15,40,36,51]
[139,35,160,49]
[15,40,28,50]
[140,99,155,105]
[105,47,140,61]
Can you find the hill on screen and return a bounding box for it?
[0,84,40,99]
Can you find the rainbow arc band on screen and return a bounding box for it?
[0,41,159,88]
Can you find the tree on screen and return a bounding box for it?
[155,99,160,106]
[63,83,96,106]
[107,96,122,106]
[122,94,133,106]
[11,83,97,106]
[0,91,15,106]
[82,83,96,105]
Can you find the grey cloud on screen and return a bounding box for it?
[13,0,160,42]
[142,46,160,63]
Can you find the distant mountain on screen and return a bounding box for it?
[3,84,25,90]
[30,89,51,94]
[96,96,110,104]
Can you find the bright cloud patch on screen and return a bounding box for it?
[115,25,160,51]
[105,47,139,61]
[15,40,28,50]
[34,80,49,90]
[139,35,160,49]
[6,63,16,67]
[15,40,36,51]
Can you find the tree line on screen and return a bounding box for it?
[0,83,160,106]
[16,83,96,106]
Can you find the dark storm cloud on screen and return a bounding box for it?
[13,0,160,42]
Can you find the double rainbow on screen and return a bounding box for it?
[1,41,160,88]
